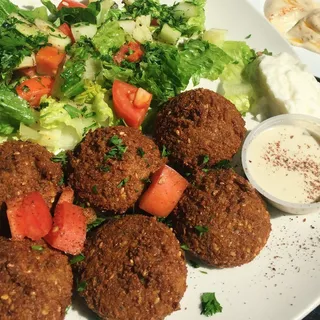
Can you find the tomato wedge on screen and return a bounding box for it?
[112,80,152,128]
[57,0,86,10]
[16,76,54,107]
[114,42,144,65]
[19,67,37,78]
[139,165,189,217]
[59,23,75,43]
[44,202,86,255]
[6,192,53,241]
[36,46,66,76]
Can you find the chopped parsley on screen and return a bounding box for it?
[245,34,252,39]
[190,260,200,268]
[65,305,71,314]
[161,145,171,158]
[63,104,82,119]
[104,135,127,160]
[51,151,67,165]
[87,217,106,232]
[117,177,129,188]
[213,159,231,170]
[137,147,145,158]
[84,112,96,118]
[92,185,98,194]
[77,280,87,292]
[262,48,272,56]
[200,270,208,274]
[200,292,223,316]
[70,253,85,265]
[195,225,209,236]
[202,155,210,165]
[31,245,44,251]
[181,244,190,251]
[83,123,97,135]
[99,165,111,172]
[157,217,173,228]
[141,177,151,184]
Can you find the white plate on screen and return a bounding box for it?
[247,0,320,78]
[14,1,320,319]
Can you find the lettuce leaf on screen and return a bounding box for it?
[0,0,18,25]
[92,21,126,55]
[218,41,258,115]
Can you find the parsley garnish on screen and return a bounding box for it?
[51,151,67,165]
[117,177,129,188]
[87,217,106,232]
[137,147,145,158]
[77,281,87,292]
[161,145,171,158]
[245,34,252,39]
[202,155,210,165]
[104,135,127,160]
[31,245,44,251]
[200,292,223,316]
[92,185,98,194]
[190,260,200,268]
[65,305,71,314]
[262,48,272,56]
[181,244,189,251]
[213,160,231,170]
[70,254,85,265]
[195,226,209,236]
[99,165,111,172]
[63,104,82,119]
[200,270,208,274]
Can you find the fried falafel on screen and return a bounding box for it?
[68,126,163,213]
[172,169,271,268]
[155,89,246,170]
[78,215,187,320]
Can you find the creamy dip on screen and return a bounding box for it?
[246,124,320,204]
[258,52,320,118]
[264,0,320,53]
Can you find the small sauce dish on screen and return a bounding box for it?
[242,114,320,214]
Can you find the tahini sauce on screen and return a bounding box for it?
[246,124,320,204]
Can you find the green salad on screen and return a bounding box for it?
[0,0,261,153]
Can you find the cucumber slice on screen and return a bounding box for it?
[14,54,36,70]
[136,15,151,27]
[34,19,71,50]
[158,23,181,45]
[203,28,228,47]
[71,23,98,42]
[173,3,199,19]
[119,20,136,35]
[10,13,41,37]
[132,25,152,43]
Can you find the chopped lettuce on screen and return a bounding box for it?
[102,62,134,88]
[218,41,258,115]
[92,21,126,55]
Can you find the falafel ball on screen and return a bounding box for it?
[172,169,271,268]
[78,215,187,320]
[0,237,73,320]
[155,89,246,169]
[68,126,163,213]
[0,141,63,207]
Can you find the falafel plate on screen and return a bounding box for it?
[0,0,319,320]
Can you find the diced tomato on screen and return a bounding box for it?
[16,76,54,107]
[134,88,152,109]
[19,67,37,78]
[139,165,189,217]
[112,80,152,128]
[44,202,86,255]
[6,192,53,241]
[114,42,144,65]
[36,46,66,76]
[58,23,75,43]
[57,0,86,10]
[57,186,75,205]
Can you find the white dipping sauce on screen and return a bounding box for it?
[258,52,320,118]
[246,124,320,204]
